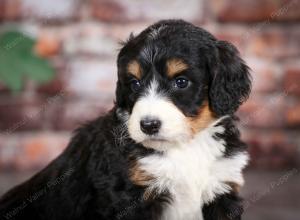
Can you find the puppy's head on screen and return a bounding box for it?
[116,20,251,151]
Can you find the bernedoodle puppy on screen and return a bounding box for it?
[0,19,251,220]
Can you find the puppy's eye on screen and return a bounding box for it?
[130,79,141,92]
[174,77,189,89]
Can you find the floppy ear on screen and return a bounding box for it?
[209,41,251,116]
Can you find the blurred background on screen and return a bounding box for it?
[0,0,299,219]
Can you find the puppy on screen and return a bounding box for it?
[0,19,251,220]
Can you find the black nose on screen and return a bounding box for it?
[140,117,161,135]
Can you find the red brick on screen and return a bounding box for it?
[0,97,43,132]
[0,1,5,20]
[285,102,300,127]
[54,99,113,130]
[0,97,23,133]
[37,75,65,96]
[34,33,61,58]
[212,27,247,53]
[272,0,300,21]
[252,67,279,93]
[37,60,66,95]
[243,130,299,169]
[90,0,203,23]
[0,82,9,94]
[41,94,65,130]
[108,23,153,42]
[245,58,280,93]
[247,28,300,59]
[238,95,286,128]
[0,0,21,20]
[62,23,119,57]
[91,0,125,22]
[210,0,300,22]
[0,93,68,133]
[0,132,70,171]
[21,0,79,21]
[283,63,300,96]
[66,58,117,98]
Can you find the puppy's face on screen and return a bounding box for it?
[116,20,251,151]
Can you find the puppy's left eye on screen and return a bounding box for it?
[174,77,189,89]
[130,79,141,92]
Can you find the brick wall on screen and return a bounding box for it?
[0,0,299,171]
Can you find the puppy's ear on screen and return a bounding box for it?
[209,41,251,116]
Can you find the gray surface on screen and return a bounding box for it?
[1,169,299,219]
[242,169,300,220]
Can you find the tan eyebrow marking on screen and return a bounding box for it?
[127,60,142,79]
[166,58,189,78]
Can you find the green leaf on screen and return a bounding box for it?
[0,31,55,92]
[19,51,55,83]
[0,67,23,91]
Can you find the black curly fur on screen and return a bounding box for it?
[203,192,244,220]
[209,41,251,116]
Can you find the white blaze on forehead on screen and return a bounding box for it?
[145,78,159,98]
[127,79,190,149]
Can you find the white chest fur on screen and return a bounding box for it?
[138,123,249,220]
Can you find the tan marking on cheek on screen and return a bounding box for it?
[226,181,241,193]
[129,160,153,187]
[143,188,159,201]
[188,103,215,134]
[127,60,142,79]
[129,160,158,201]
[166,58,188,78]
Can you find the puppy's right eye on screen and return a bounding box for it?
[174,77,189,89]
[130,79,141,92]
